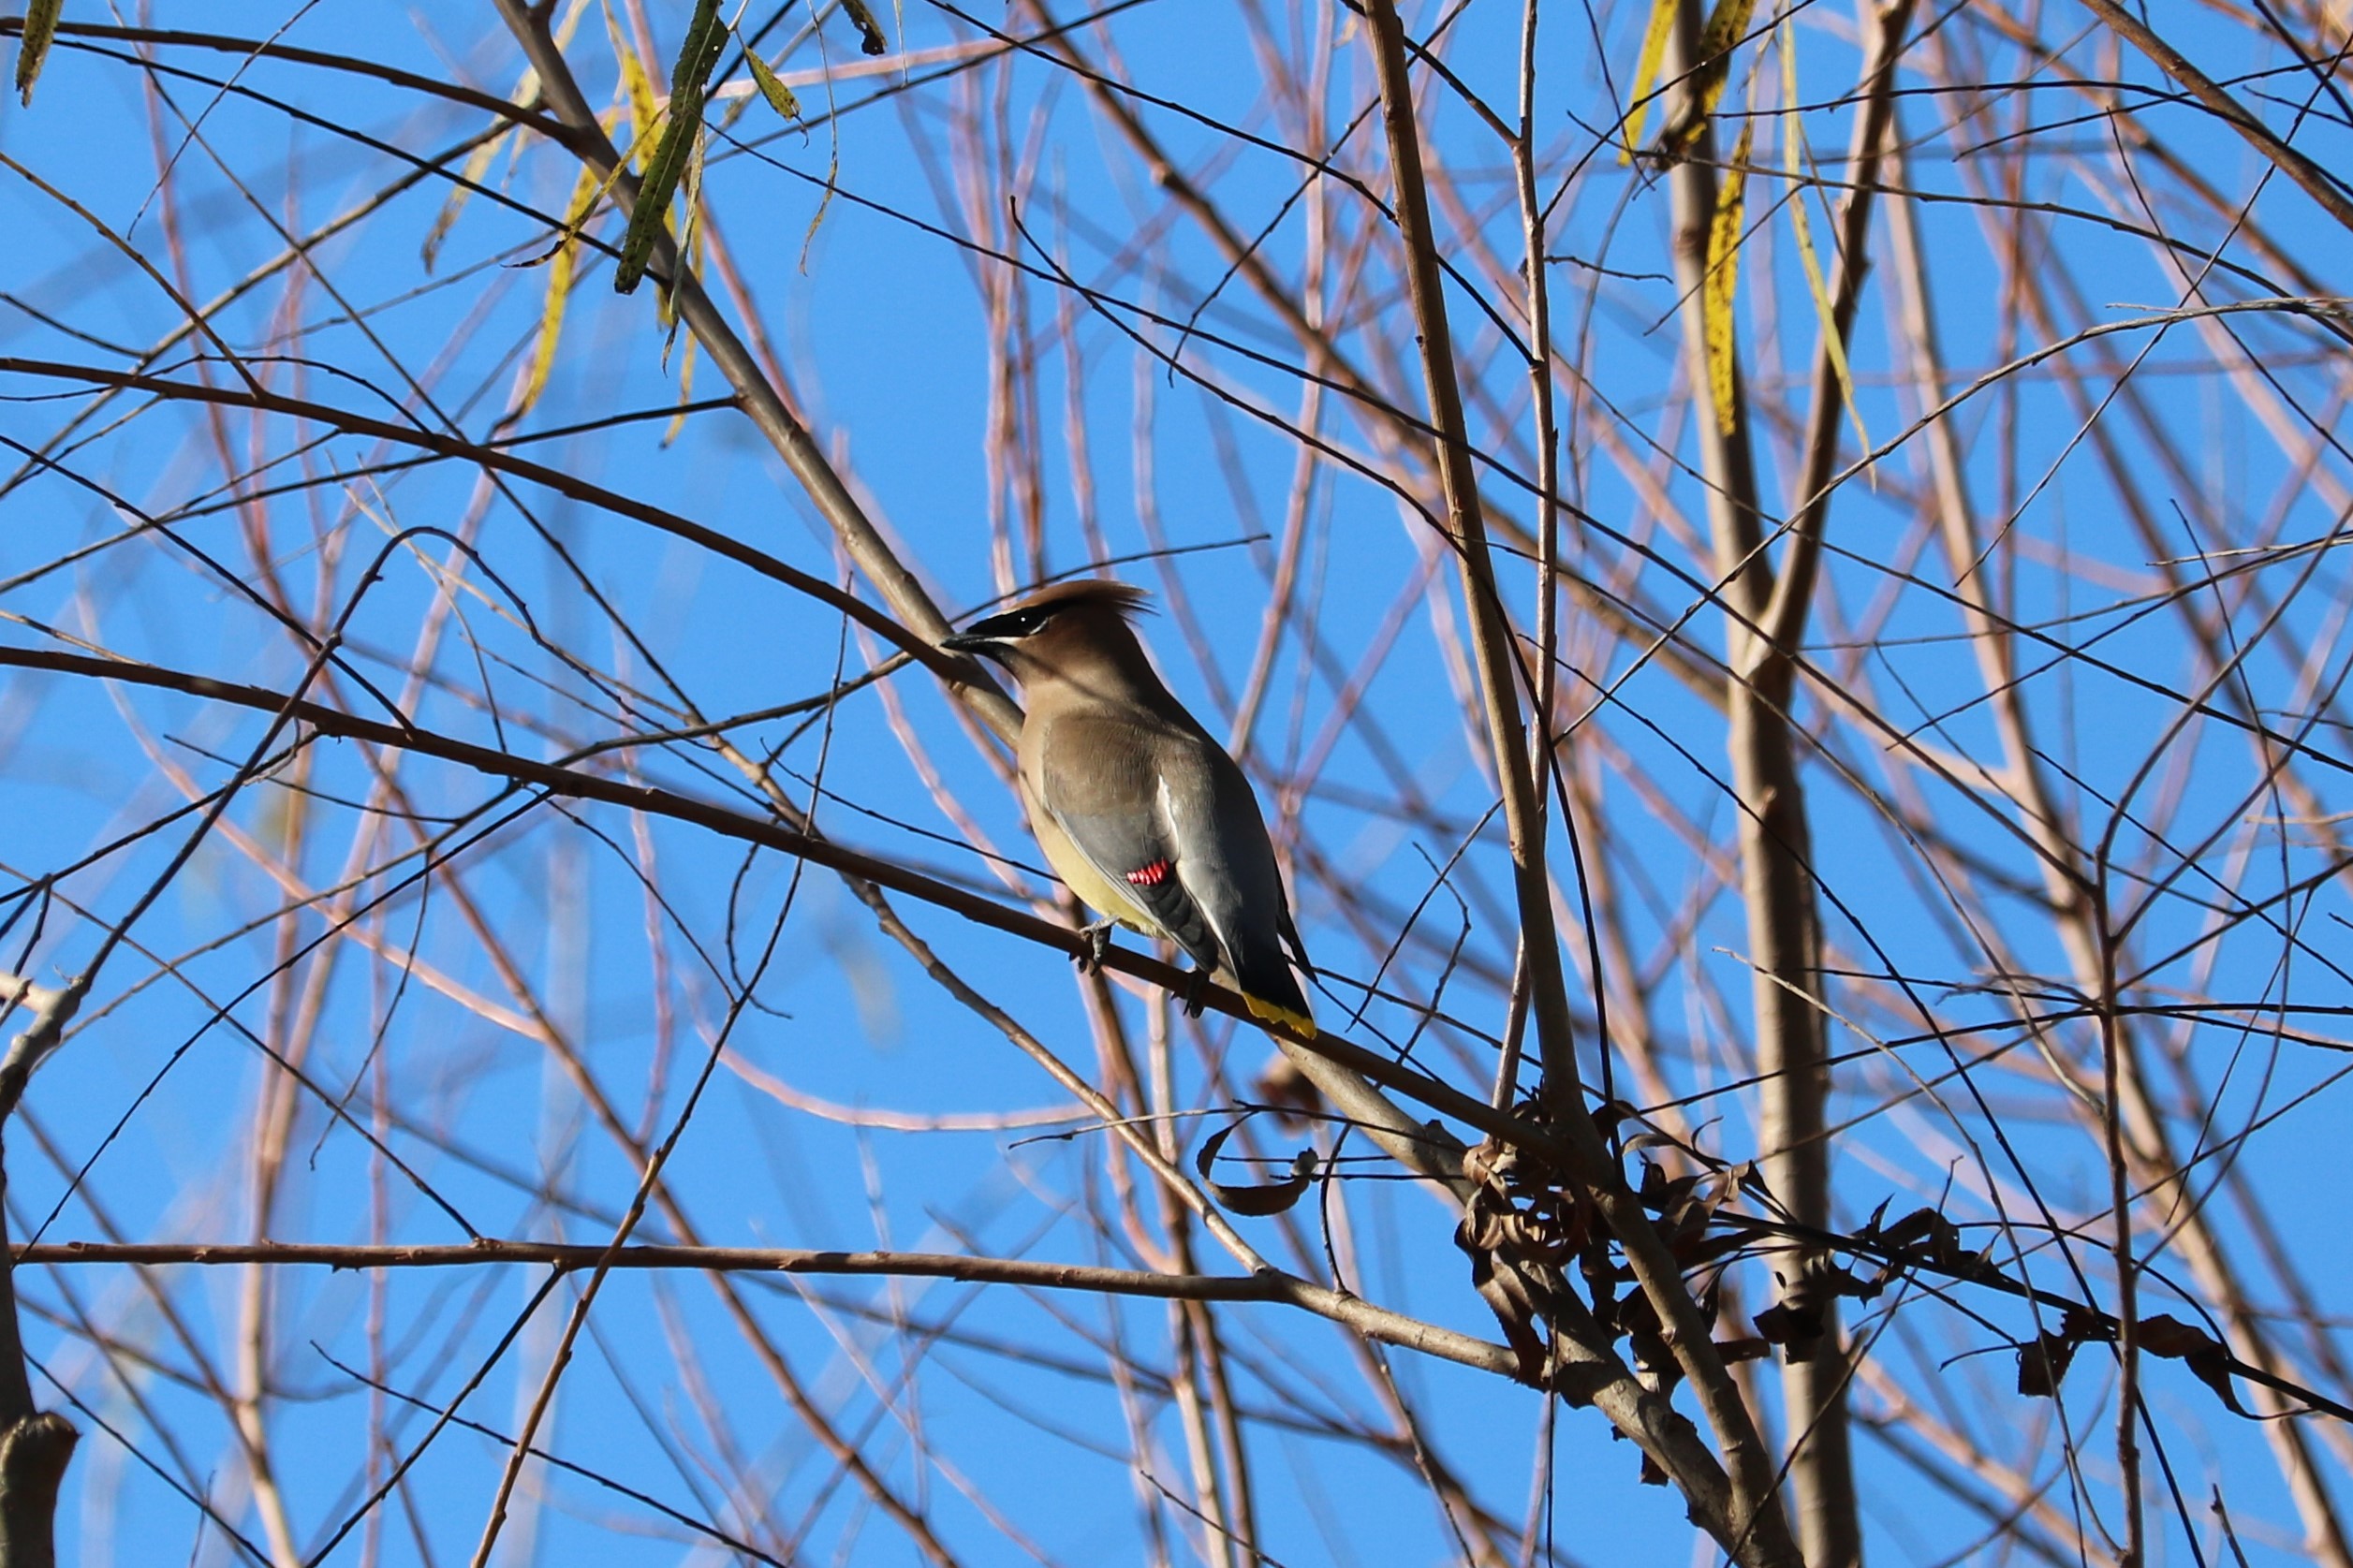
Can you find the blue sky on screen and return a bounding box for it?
[3,0,2352,1563]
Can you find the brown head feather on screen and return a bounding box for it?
[1009,578,1153,619]
[946,578,1179,710]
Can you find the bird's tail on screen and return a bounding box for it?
[1226,931,1316,1038]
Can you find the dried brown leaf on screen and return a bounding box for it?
[1194,1121,1317,1217]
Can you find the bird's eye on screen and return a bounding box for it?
[1007,610,1046,636]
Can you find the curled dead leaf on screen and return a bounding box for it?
[1194,1120,1317,1218]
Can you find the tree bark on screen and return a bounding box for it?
[1657,0,1915,1560]
[0,1156,76,1568]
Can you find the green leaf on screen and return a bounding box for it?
[840,0,890,57]
[664,0,728,101]
[16,0,62,107]
[613,0,728,296]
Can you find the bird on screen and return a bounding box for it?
[942,579,1316,1036]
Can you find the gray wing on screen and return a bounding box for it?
[1035,711,1224,975]
[1037,711,1312,1021]
[1158,738,1314,1022]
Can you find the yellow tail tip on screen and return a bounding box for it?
[1242,993,1316,1038]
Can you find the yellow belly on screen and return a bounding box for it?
[1026,790,1160,934]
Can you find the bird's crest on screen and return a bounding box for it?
[953,578,1154,643]
[1016,577,1154,622]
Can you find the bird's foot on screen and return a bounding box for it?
[1073,921,1115,974]
[1181,969,1210,1018]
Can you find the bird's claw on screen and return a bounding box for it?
[1181,970,1209,1018]
[1073,921,1114,974]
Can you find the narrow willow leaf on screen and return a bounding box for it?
[615,110,693,294]
[1620,0,1679,163]
[422,126,515,272]
[663,125,706,354]
[663,334,698,446]
[1703,120,1753,440]
[549,0,593,49]
[423,16,570,274]
[1692,0,1757,111]
[519,163,600,416]
[1776,9,1799,153]
[604,0,661,166]
[1778,23,1868,457]
[1660,0,1756,154]
[1784,154,1857,430]
[742,35,801,122]
[841,0,890,57]
[16,0,61,107]
[613,0,727,296]
[665,0,728,102]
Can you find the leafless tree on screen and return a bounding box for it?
[1,0,2350,1562]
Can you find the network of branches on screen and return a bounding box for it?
[0,0,2349,1564]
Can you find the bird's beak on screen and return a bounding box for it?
[945,606,1036,660]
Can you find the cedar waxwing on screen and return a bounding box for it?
[943,579,1316,1035]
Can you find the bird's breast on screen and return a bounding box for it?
[1019,767,1159,933]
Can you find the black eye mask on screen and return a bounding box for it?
[955,605,1055,641]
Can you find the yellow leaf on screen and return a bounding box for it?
[1776,12,1800,164]
[1620,0,1679,162]
[663,124,707,343]
[1692,0,1758,113]
[551,0,592,48]
[14,0,59,106]
[1659,0,1757,154]
[1703,121,1752,440]
[742,35,801,122]
[419,9,585,269]
[605,0,660,165]
[519,163,600,417]
[422,126,514,272]
[1779,23,1868,456]
[664,333,698,446]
